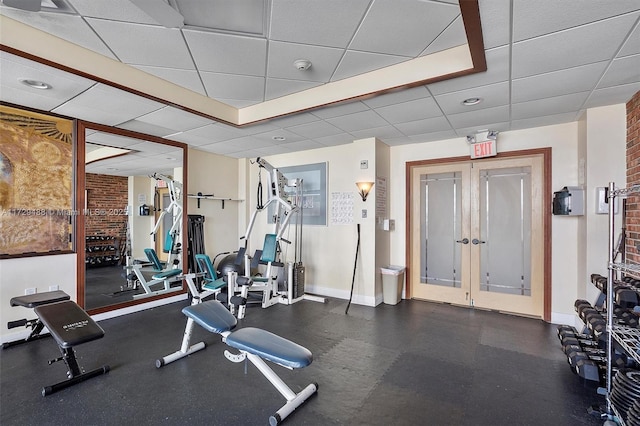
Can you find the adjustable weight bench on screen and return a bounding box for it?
[3,290,71,349]
[33,300,110,396]
[179,300,318,425]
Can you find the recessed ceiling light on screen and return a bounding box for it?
[272,136,286,141]
[293,59,312,71]
[462,97,482,106]
[18,78,52,90]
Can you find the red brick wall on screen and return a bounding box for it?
[85,173,128,241]
[626,91,640,264]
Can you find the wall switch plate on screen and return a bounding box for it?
[25,287,36,295]
[360,160,368,169]
[49,285,59,291]
[362,209,367,218]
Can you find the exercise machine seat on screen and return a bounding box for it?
[144,248,165,271]
[34,300,104,348]
[195,254,227,291]
[152,269,183,280]
[10,290,70,308]
[226,328,313,369]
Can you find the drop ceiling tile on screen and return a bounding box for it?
[240,121,281,136]
[271,112,320,128]
[177,123,247,144]
[265,78,323,101]
[598,54,640,88]
[513,0,640,42]
[166,132,212,147]
[273,139,324,153]
[374,97,442,124]
[362,86,431,109]
[512,61,609,103]
[350,125,404,140]
[409,130,459,143]
[447,105,510,129]
[117,120,177,137]
[395,116,452,136]
[435,81,509,115]
[0,9,117,59]
[287,120,344,139]
[176,0,266,34]
[85,132,144,148]
[332,51,407,82]
[1,53,96,111]
[382,136,414,146]
[267,41,344,83]
[183,30,267,75]
[423,15,467,55]
[512,13,640,79]
[454,122,510,137]
[250,129,305,145]
[510,112,579,131]
[269,0,371,48]
[311,101,370,120]
[52,83,164,126]
[584,82,640,109]
[227,149,264,159]
[134,106,214,132]
[133,65,207,96]
[66,0,159,24]
[511,92,590,120]
[85,18,194,69]
[200,73,265,101]
[326,110,389,132]
[350,0,459,57]
[255,144,294,156]
[478,0,511,49]
[314,133,355,147]
[619,23,640,57]
[428,46,510,95]
[128,142,180,154]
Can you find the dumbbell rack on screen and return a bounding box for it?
[606,182,640,424]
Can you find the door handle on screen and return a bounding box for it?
[456,238,469,244]
[472,238,486,245]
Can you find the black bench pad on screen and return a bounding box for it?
[34,301,104,349]
[10,290,70,308]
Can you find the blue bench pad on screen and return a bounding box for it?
[34,301,104,349]
[182,300,237,334]
[152,269,183,280]
[226,328,313,369]
[203,277,227,291]
[10,290,70,308]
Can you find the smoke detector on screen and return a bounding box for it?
[294,59,312,71]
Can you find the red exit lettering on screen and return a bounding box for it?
[471,140,496,159]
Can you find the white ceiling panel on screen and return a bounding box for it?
[176,0,266,34]
[454,121,510,137]
[314,133,355,147]
[598,54,640,88]
[134,106,214,132]
[326,110,389,132]
[512,13,640,79]
[85,18,194,69]
[332,50,407,82]
[349,0,459,57]
[511,92,590,120]
[422,15,467,55]
[619,23,640,57]
[265,78,323,101]
[350,125,404,140]
[52,83,164,126]
[584,82,640,109]
[269,0,370,48]
[374,97,442,124]
[133,65,207,96]
[310,101,370,120]
[447,105,510,129]
[287,120,344,139]
[177,123,247,145]
[435,81,510,115]
[510,112,580,132]
[395,116,453,136]
[116,119,177,137]
[361,86,432,109]
[513,0,640,42]
[66,0,159,24]
[184,30,267,76]
[200,73,265,101]
[477,0,511,49]
[408,129,458,143]
[267,41,344,82]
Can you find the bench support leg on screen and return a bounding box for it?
[155,317,206,368]
[244,352,317,425]
[43,347,110,396]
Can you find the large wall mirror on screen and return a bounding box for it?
[78,122,187,313]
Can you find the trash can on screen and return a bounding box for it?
[381,265,405,305]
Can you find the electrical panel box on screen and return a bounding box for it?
[552,186,584,216]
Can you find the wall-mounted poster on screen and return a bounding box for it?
[0,105,74,257]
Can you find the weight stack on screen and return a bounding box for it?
[289,262,305,299]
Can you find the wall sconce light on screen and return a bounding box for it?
[356,181,375,202]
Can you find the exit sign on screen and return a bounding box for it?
[470,139,497,159]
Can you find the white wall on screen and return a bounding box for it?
[128,175,156,259]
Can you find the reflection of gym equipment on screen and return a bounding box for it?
[164,299,317,425]
[124,173,183,299]
[3,290,70,349]
[232,158,323,314]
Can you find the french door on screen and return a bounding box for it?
[410,154,545,318]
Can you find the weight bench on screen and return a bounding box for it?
[3,290,71,349]
[179,300,318,425]
[33,300,110,396]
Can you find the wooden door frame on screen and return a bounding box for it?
[405,148,552,322]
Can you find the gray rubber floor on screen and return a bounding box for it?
[1,296,605,425]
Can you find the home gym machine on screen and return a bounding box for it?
[124,173,183,299]
[227,158,323,315]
